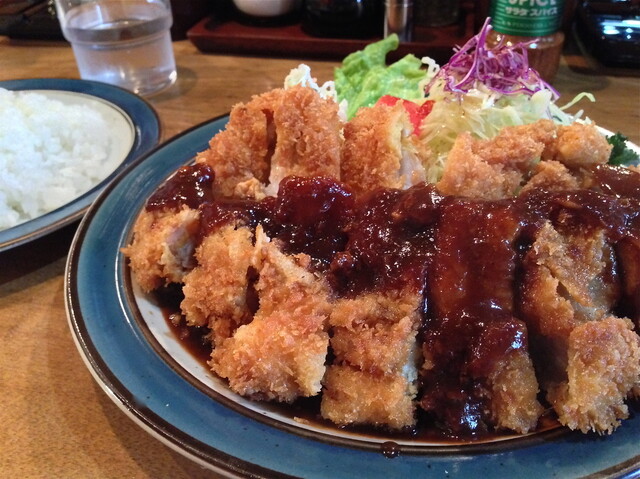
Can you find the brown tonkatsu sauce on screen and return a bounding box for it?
[146,164,640,441]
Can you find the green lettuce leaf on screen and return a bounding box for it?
[335,35,427,119]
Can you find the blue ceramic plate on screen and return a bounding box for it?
[65,116,640,478]
[0,78,159,252]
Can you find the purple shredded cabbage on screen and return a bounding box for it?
[427,18,559,99]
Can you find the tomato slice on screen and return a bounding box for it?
[376,95,434,135]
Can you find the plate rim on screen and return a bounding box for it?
[0,77,160,252]
[64,115,640,478]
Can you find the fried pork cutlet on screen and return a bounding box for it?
[321,184,441,430]
[122,206,200,292]
[616,236,640,327]
[436,120,556,199]
[122,163,217,292]
[554,122,612,168]
[210,227,331,402]
[265,86,342,195]
[180,224,255,345]
[321,289,422,430]
[519,218,640,433]
[196,85,342,199]
[547,315,640,434]
[436,120,613,200]
[520,160,580,195]
[340,101,428,196]
[422,198,543,435]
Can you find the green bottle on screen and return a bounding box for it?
[487,0,566,81]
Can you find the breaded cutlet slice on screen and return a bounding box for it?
[488,350,545,434]
[196,86,342,199]
[520,160,580,195]
[265,85,342,195]
[519,222,640,433]
[520,222,620,340]
[436,120,556,199]
[210,227,331,403]
[320,289,422,430]
[553,122,612,169]
[547,316,640,434]
[340,101,428,196]
[122,206,199,293]
[180,224,255,345]
[421,198,542,434]
[196,89,280,198]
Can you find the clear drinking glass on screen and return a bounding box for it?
[54,0,177,96]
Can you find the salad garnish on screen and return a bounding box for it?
[426,18,559,100]
[607,133,640,166]
[334,34,427,119]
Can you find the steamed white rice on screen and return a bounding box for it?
[0,88,113,230]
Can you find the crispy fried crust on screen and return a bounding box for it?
[122,206,199,292]
[521,222,620,339]
[520,160,580,194]
[321,365,417,430]
[321,289,421,429]
[209,228,331,402]
[180,225,254,342]
[436,120,556,199]
[488,351,544,434]
[340,102,428,195]
[547,316,640,434]
[196,90,279,197]
[196,86,342,198]
[519,220,640,433]
[554,122,612,168]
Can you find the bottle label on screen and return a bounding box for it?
[490,0,565,36]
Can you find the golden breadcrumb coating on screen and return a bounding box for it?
[436,120,556,199]
[321,289,421,429]
[180,225,254,344]
[554,122,612,168]
[196,89,279,197]
[196,86,342,198]
[488,350,544,434]
[122,206,199,292]
[321,365,417,430]
[520,221,640,433]
[521,222,620,339]
[547,316,640,434]
[474,119,557,167]
[340,102,428,195]
[266,85,342,194]
[210,227,331,402]
[520,160,580,194]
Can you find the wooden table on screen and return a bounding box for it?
[0,37,639,479]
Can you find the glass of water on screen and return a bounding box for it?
[54,0,177,96]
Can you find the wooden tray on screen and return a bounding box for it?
[187,4,476,64]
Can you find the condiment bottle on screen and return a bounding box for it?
[486,0,565,81]
[303,0,383,39]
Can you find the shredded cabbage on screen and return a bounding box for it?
[284,64,348,120]
[419,19,595,182]
[284,22,599,183]
[284,64,338,101]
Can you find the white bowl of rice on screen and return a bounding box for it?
[0,87,135,232]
